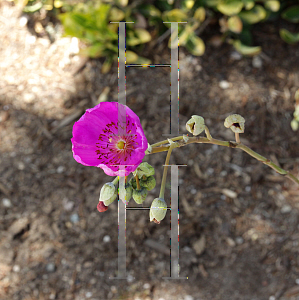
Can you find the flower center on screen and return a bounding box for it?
[117,140,125,150]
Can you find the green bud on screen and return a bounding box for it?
[186,115,205,136]
[99,182,118,206]
[145,143,152,154]
[132,187,148,204]
[149,198,167,224]
[133,162,155,179]
[119,182,133,204]
[140,175,156,191]
[129,176,138,190]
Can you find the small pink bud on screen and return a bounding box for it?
[97,201,108,212]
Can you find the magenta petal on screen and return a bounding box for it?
[71,102,148,176]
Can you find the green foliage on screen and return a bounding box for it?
[59,1,151,72]
[19,0,299,66]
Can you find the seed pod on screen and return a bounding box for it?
[149,198,167,224]
[99,182,118,206]
[186,115,205,136]
[141,175,156,191]
[132,187,148,204]
[224,114,245,133]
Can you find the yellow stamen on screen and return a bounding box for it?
[117,140,125,149]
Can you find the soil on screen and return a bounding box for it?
[1,1,299,300]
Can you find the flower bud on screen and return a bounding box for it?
[119,182,133,204]
[140,175,156,191]
[224,114,245,133]
[132,187,148,204]
[149,198,167,224]
[129,176,138,190]
[99,182,118,206]
[97,201,108,212]
[186,115,205,136]
[133,162,155,179]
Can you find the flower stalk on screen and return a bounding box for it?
[159,139,178,199]
[146,136,299,186]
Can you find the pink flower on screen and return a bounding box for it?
[71,102,148,176]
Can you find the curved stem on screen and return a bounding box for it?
[159,142,177,199]
[150,136,184,148]
[205,126,212,140]
[134,175,141,190]
[146,135,299,186]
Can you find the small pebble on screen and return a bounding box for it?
[57,166,65,173]
[245,186,251,192]
[13,265,20,272]
[85,292,92,298]
[219,80,230,89]
[236,237,244,244]
[46,263,56,273]
[269,296,275,300]
[252,56,263,68]
[281,204,292,214]
[49,293,56,300]
[23,93,35,103]
[18,162,25,170]
[190,188,197,195]
[230,51,242,60]
[103,235,111,243]
[295,278,299,285]
[70,213,79,223]
[19,16,28,27]
[143,283,150,289]
[64,201,74,211]
[184,296,194,300]
[2,198,12,208]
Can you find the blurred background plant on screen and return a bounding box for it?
[11,0,299,127]
[14,0,299,62]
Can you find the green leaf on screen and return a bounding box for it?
[279,28,299,44]
[181,0,195,10]
[185,34,205,56]
[137,4,161,18]
[109,7,125,22]
[162,9,188,23]
[291,119,299,131]
[238,5,267,24]
[282,5,299,23]
[194,7,206,22]
[126,50,138,63]
[217,0,244,16]
[115,0,128,7]
[265,1,280,12]
[204,0,220,7]
[227,15,243,33]
[126,29,151,46]
[95,4,111,29]
[23,2,43,12]
[79,43,105,58]
[132,56,152,65]
[239,28,252,44]
[101,57,114,74]
[242,0,254,10]
[135,28,152,44]
[233,40,261,56]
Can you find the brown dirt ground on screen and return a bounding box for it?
[1,1,299,300]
